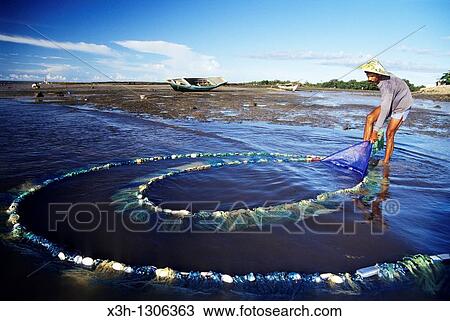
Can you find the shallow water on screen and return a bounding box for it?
[295,90,450,112]
[0,97,449,299]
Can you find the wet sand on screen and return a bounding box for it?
[1,82,448,138]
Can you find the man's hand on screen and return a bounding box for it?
[370,130,379,143]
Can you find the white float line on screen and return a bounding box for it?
[355,253,450,279]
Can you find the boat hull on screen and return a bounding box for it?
[169,83,222,92]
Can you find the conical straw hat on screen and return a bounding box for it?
[358,59,391,76]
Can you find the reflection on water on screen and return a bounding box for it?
[0,98,449,299]
[354,164,391,232]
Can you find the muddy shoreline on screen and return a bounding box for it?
[1,83,448,138]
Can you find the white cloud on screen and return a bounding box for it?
[44,63,75,73]
[115,40,191,57]
[385,60,444,73]
[12,63,76,75]
[25,54,68,60]
[46,74,66,81]
[8,73,41,80]
[0,33,116,56]
[318,57,444,74]
[7,72,65,81]
[93,75,105,81]
[398,45,450,57]
[246,49,446,74]
[114,40,219,76]
[441,36,450,40]
[246,50,359,61]
[398,45,433,55]
[115,73,134,81]
[246,50,373,69]
[9,63,76,82]
[91,57,168,81]
[95,58,165,72]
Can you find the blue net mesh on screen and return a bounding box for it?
[321,141,373,177]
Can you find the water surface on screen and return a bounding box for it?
[1,97,449,299]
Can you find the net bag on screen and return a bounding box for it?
[322,141,373,177]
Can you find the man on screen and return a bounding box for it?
[359,59,413,164]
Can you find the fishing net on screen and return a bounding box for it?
[11,135,449,298]
[322,141,373,177]
[322,131,384,177]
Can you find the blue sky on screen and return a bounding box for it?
[0,0,449,85]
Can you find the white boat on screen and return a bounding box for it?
[167,77,227,92]
[277,83,299,91]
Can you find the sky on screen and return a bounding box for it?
[0,0,449,85]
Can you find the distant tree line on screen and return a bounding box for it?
[241,78,425,92]
[244,80,294,86]
[311,79,378,90]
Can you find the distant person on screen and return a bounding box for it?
[359,59,413,164]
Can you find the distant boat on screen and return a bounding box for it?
[277,83,299,92]
[167,77,227,92]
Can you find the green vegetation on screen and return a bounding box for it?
[438,71,450,85]
[313,79,378,90]
[402,79,425,92]
[244,80,295,86]
[241,78,425,92]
